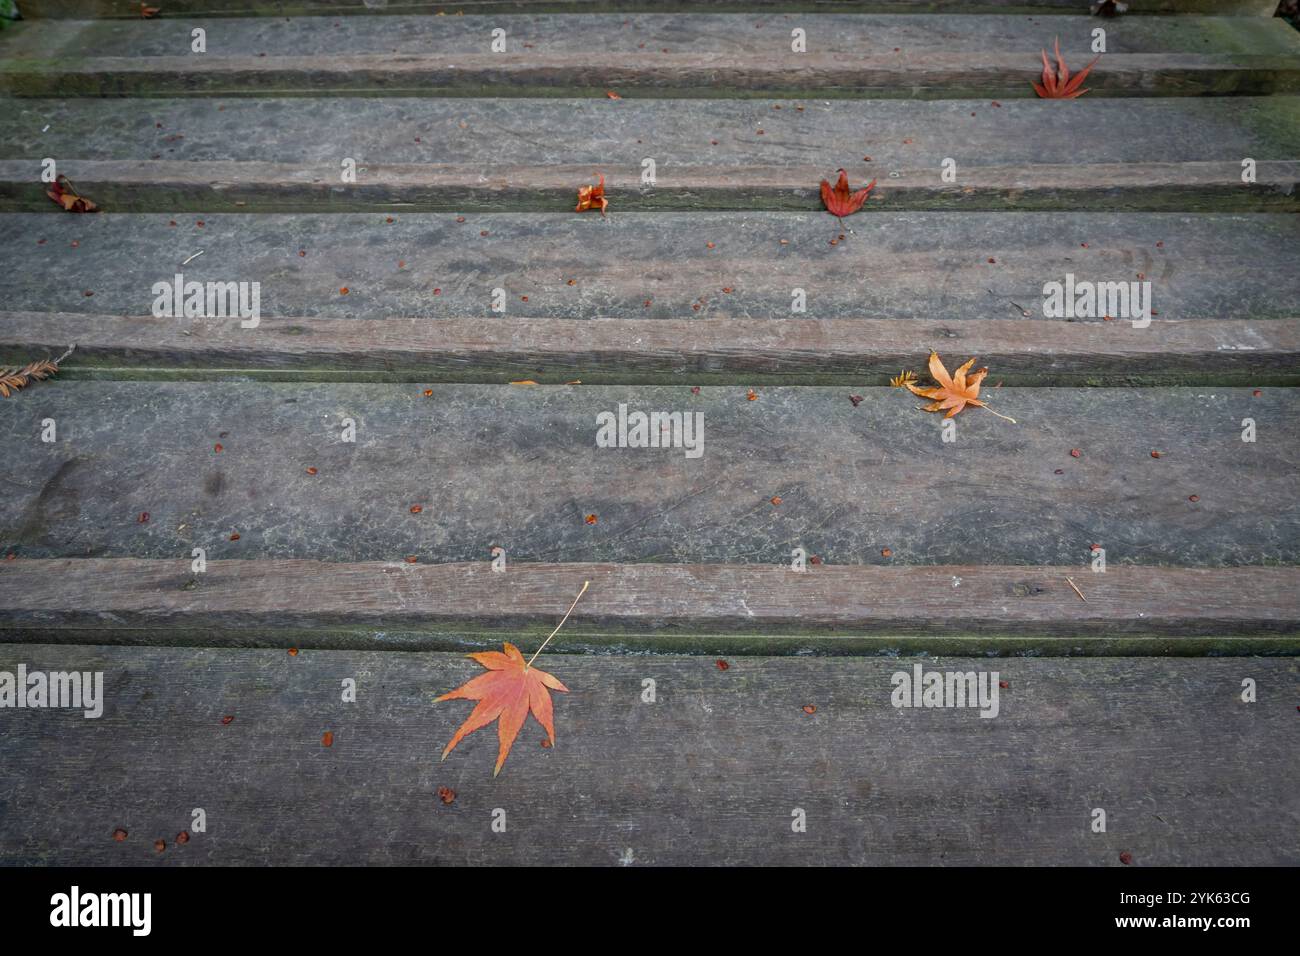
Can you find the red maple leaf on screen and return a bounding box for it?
[820,169,875,218]
[1033,37,1100,99]
[437,642,569,776]
[576,174,608,215]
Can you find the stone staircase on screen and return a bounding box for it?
[0,1,1296,865]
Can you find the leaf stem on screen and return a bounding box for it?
[982,405,1018,424]
[525,580,590,669]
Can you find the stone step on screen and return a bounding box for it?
[3,14,1299,98]
[1,644,1295,864]
[5,96,1298,212]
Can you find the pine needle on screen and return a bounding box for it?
[525,580,590,669]
[0,345,75,398]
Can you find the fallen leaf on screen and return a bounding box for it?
[437,786,456,804]
[904,351,1016,422]
[437,642,571,776]
[889,370,917,389]
[576,174,608,215]
[849,394,864,407]
[605,90,621,99]
[113,828,128,842]
[715,659,730,671]
[1032,37,1099,99]
[139,3,160,17]
[45,175,98,213]
[176,831,190,844]
[820,169,875,218]
[1091,0,1129,16]
[802,705,817,715]
[0,354,66,398]
[509,379,538,386]
[322,731,334,747]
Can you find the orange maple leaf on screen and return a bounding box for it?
[576,174,608,215]
[1032,37,1099,99]
[436,581,589,775]
[436,642,569,776]
[45,175,98,213]
[820,169,875,218]
[904,351,1016,422]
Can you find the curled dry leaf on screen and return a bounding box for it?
[1032,37,1099,99]
[576,174,608,215]
[1091,0,1128,16]
[820,169,876,218]
[46,175,98,213]
[904,351,1016,423]
[889,370,917,389]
